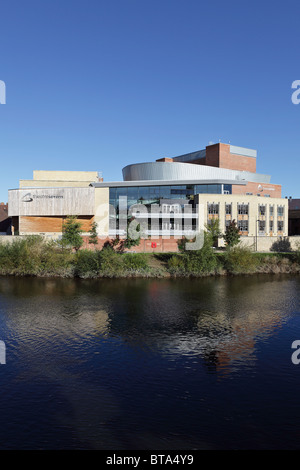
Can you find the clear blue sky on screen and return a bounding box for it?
[0,0,299,203]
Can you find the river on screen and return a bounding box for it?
[0,274,299,449]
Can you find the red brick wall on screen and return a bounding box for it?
[81,236,180,252]
[205,143,256,172]
[232,181,281,198]
[205,143,220,167]
[156,157,174,162]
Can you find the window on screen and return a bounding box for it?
[238,220,248,232]
[208,203,219,215]
[259,205,266,216]
[269,220,274,232]
[238,204,249,215]
[258,220,266,233]
[225,204,232,215]
[162,204,181,214]
[277,206,284,217]
[223,184,232,194]
[269,205,274,216]
[278,221,284,232]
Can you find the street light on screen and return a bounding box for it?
[256,219,260,252]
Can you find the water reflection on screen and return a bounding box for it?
[0,275,297,377]
[0,275,299,449]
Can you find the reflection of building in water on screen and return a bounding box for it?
[196,308,284,375]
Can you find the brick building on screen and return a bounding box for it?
[7,142,288,248]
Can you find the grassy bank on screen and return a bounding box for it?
[0,235,300,278]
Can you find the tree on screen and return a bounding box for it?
[205,218,222,247]
[223,219,240,248]
[61,216,83,251]
[122,217,142,250]
[88,221,98,249]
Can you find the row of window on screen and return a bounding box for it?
[224,220,284,233]
[109,185,232,210]
[208,203,285,217]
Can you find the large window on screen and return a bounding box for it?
[259,205,266,216]
[278,221,284,232]
[208,203,219,215]
[238,204,249,215]
[238,220,248,233]
[258,220,266,233]
[109,184,226,210]
[225,204,232,215]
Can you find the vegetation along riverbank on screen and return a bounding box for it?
[0,234,300,279]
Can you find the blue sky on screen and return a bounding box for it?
[0,0,299,202]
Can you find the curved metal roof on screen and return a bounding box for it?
[122,161,271,184]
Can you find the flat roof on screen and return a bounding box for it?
[91,179,247,188]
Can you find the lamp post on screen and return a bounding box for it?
[256,219,259,252]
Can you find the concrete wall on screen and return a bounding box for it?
[8,187,95,217]
[32,170,99,182]
[19,170,100,188]
[94,187,110,237]
[236,236,300,252]
[197,194,288,239]
[19,180,95,188]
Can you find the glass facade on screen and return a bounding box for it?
[109,184,230,232]
[109,184,229,210]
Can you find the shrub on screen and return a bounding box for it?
[122,253,148,271]
[167,255,186,275]
[97,246,124,276]
[75,249,100,278]
[270,237,292,253]
[223,245,259,274]
[168,234,220,276]
[0,236,75,277]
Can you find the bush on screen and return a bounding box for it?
[167,255,186,275]
[223,245,259,274]
[270,237,292,253]
[75,249,100,278]
[122,253,149,271]
[0,236,75,277]
[168,234,220,276]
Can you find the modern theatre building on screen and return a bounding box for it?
[8,142,288,247]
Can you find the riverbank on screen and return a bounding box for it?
[0,235,300,279]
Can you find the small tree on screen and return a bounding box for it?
[223,219,240,248]
[205,218,222,247]
[123,217,142,250]
[61,216,83,251]
[88,221,98,249]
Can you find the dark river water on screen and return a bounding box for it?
[0,274,300,450]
